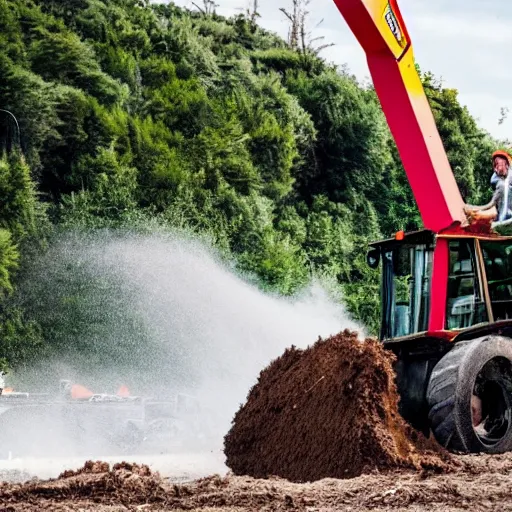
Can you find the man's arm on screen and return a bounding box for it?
[465,186,501,212]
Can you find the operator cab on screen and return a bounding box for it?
[367,230,434,340]
[368,230,512,341]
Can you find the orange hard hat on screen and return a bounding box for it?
[492,150,511,165]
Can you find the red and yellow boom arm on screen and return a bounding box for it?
[332,0,466,233]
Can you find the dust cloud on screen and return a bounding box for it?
[1,229,360,464]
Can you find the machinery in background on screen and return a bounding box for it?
[0,378,210,459]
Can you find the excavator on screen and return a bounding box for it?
[0,377,207,459]
[1,0,510,460]
[332,0,512,453]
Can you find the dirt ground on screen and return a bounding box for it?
[3,330,511,510]
[1,454,512,511]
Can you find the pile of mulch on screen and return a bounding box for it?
[224,329,455,482]
[0,460,168,508]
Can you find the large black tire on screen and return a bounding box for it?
[426,335,512,453]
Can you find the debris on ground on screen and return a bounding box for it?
[0,460,168,510]
[0,329,503,511]
[224,329,455,482]
[0,454,511,511]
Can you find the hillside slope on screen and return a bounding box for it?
[0,0,501,370]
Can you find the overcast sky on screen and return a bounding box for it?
[163,0,512,141]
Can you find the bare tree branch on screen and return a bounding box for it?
[499,107,509,125]
[192,0,218,15]
[279,7,294,22]
[280,0,335,54]
[191,1,205,13]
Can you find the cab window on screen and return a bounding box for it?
[480,240,512,321]
[381,243,432,339]
[446,240,488,329]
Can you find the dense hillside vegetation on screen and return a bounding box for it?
[0,0,504,373]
